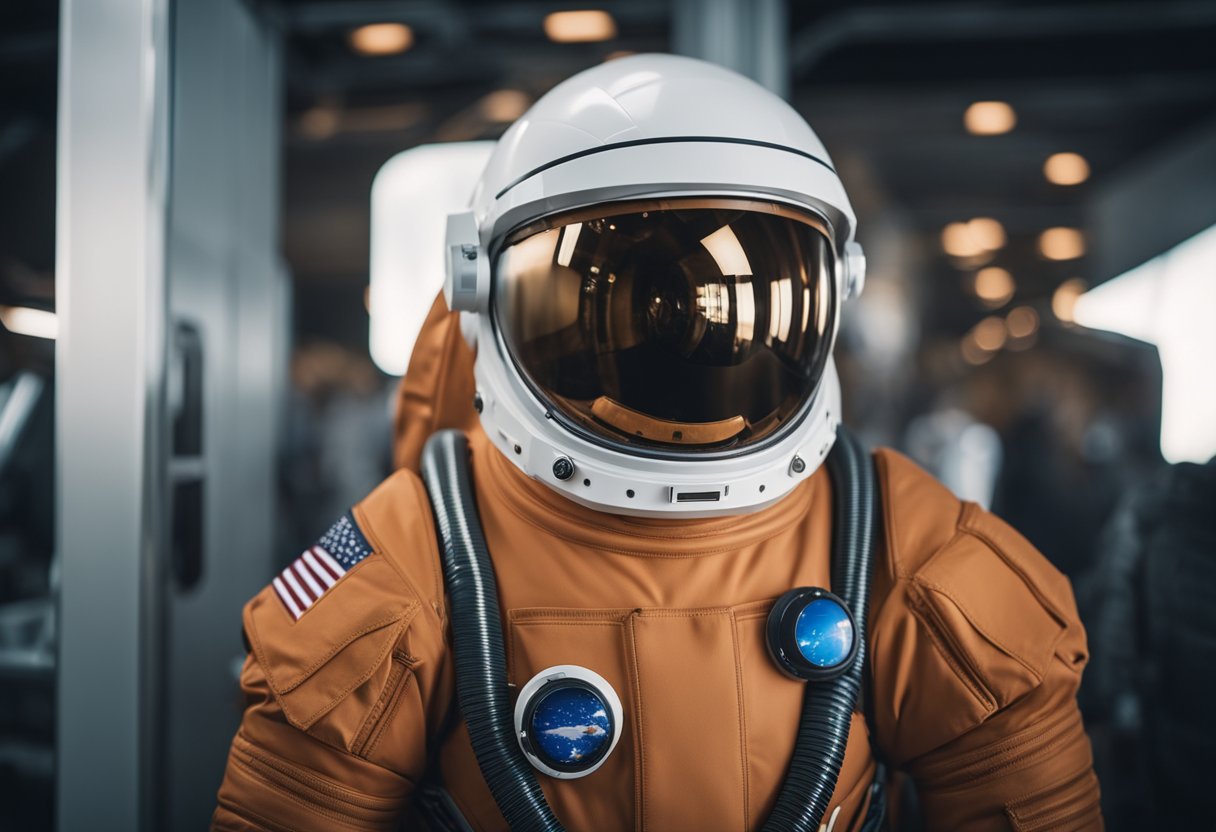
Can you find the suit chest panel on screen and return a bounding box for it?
[438,483,873,830]
[435,597,872,832]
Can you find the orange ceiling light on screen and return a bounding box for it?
[973,266,1015,307]
[349,23,414,56]
[964,101,1016,136]
[1005,306,1040,340]
[1044,152,1090,186]
[1052,278,1088,322]
[544,10,617,43]
[1039,227,1086,260]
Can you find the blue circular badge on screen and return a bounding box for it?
[794,597,855,667]
[515,665,624,779]
[766,587,859,681]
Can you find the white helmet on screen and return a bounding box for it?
[444,53,865,517]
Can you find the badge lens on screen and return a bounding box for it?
[794,597,855,668]
[528,684,613,769]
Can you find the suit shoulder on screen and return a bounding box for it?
[353,467,445,619]
[869,449,1087,761]
[239,472,445,734]
[873,447,964,579]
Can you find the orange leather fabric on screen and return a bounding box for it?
[391,293,478,473]
[213,294,1101,831]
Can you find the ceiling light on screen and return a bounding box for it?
[973,266,1015,307]
[480,89,531,123]
[961,333,995,366]
[299,105,340,140]
[967,217,1006,250]
[964,101,1016,136]
[1051,278,1087,323]
[544,10,617,43]
[1044,152,1090,186]
[0,306,57,340]
[942,222,984,258]
[349,23,414,56]
[1039,227,1086,260]
[943,218,1006,260]
[972,316,1007,351]
[1005,306,1039,339]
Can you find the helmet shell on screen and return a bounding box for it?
[447,54,861,517]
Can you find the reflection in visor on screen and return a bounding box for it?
[494,198,836,455]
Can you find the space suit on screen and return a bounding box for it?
[213,55,1101,831]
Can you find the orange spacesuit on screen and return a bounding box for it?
[214,54,1101,831]
[213,297,1100,831]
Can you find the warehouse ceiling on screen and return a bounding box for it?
[2,0,1214,355]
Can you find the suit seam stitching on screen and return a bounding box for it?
[731,609,751,828]
[215,794,296,832]
[627,612,647,831]
[294,617,411,727]
[912,574,1055,677]
[956,516,1069,623]
[232,734,404,813]
[249,602,412,696]
[365,664,416,760]
[230,756,362,827]
[407,475,447,618]
[1006,766,1095,818]
[906,589,994,710]
[913,703,1074,780]
[354,498,441,626]
[431,311,459,435]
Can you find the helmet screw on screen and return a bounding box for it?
[790,456,807,475]
[473,392,484,413]
[552,457,575,481]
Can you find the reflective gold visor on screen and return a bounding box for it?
[493,198,836,455]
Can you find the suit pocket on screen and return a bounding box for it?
[508,607,635,832]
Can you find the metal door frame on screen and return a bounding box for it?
[56,0,172,828]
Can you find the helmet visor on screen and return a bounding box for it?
[493,198,837,455]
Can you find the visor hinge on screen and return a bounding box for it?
[843,240,866,301]
[445,210,482,312]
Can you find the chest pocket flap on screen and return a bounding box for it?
[244,557,419,731]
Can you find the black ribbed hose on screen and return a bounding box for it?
[762,427,877,832]
[421,431,564,832]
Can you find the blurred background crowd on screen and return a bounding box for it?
[1,0,1213,828]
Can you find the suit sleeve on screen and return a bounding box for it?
[870,452,1102,831]
[213,484,451,831]
[212,651,417,831]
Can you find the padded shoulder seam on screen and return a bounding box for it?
[875,448,967,583]
[352,468,445,627]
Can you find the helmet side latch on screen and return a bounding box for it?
[445,210,483,312]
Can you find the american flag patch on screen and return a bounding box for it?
[274,511,374,620]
